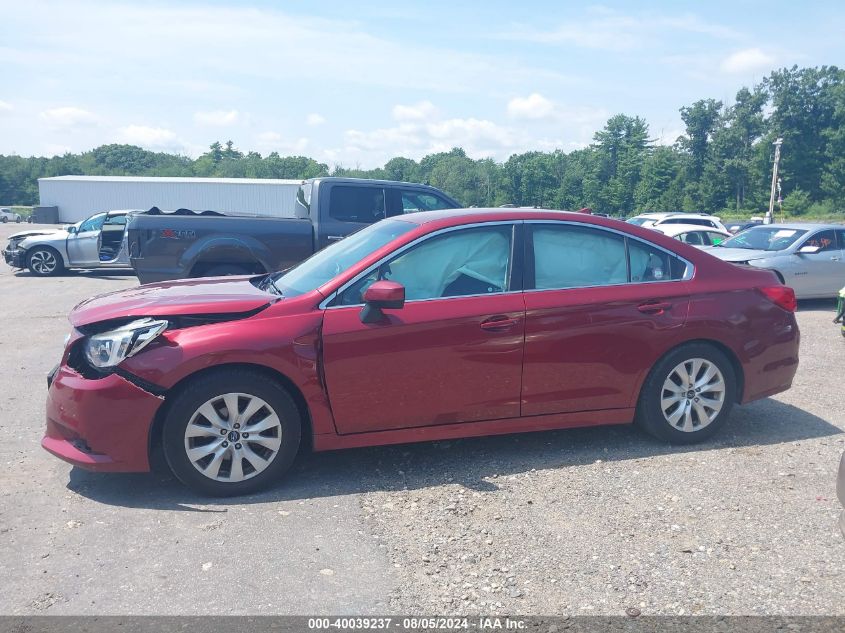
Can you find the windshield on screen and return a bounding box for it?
[718,226,808,251]
[269,219,416,297]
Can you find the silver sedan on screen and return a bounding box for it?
[706,223,845,299]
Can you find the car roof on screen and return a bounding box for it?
[393,208,642,231]
[634,212,717,219]
[654,223,730,235]
[745,222,843,231]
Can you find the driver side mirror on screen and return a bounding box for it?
[360,280,405,324]
[66,225,77,235]
[798,245,821,254]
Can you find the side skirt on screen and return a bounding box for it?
[312,408,635,451]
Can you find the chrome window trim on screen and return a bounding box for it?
[319,220,519,310]
[524,219,694,288]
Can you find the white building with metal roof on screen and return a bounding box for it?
[38,175,303,223]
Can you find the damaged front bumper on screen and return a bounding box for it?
[3,247,25,268]
[43,364,164,472]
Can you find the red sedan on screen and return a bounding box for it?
[43,209,800,495]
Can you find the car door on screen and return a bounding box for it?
[321,223,525,434]
[65,213,106,265]
[521,222,691,416]
[793,229,841,297]
[97,212,129,266]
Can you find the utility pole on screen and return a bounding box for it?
[766,138,783,224]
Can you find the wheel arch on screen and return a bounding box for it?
[147,362,313,467]
[26,243,68,268]
[640,338,745,404]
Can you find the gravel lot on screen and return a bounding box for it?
[0,222,842,616]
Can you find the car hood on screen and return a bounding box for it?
[70,276,279,327]
[707,247,777,262]
[10,228,67,241]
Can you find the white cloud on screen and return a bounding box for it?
[44,144,72,157]
[256,131,309,154]
[306,113,325,126]
[118,124,177,148]
[0,100,13,113]
[507,93,555,120]
[720,48,775,74]
[392,101,438,122]
[39,106,98,127]
[501,7,741,52]
[193,109,240,126]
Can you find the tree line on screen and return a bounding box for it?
[1,65,843,217]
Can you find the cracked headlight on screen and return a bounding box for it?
[84,318,168,368]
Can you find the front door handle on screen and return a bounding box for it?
[327,235,345,242]
[480,316,519,331]
[830,256,841,261]
[637,301,672,315]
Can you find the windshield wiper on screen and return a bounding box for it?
[260,273,284,296]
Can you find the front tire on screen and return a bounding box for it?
[162,370,302,496]
[635,343,736,444]
[27,246,64,276]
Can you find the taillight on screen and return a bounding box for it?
[759,286,797,312]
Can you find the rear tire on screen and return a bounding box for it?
[27,246,65,276]
[1,217,6,223]
[162,370,302,496]
[635,343,736,444]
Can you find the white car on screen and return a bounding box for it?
[0,207,22,223]
[627,212,728,233]
[651,223,732,247]
[3,209,136,276]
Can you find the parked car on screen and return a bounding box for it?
[707,223,845,299]
[43,209,800,495]
[3,210,135,276]
[651,223,732,247]
[0,207,22,223]
[725,219,763,234]
[838,451,845,537]
[627,212,728,233]
[127,177,460,284]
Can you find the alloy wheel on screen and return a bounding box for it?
[660,358,726,432]
[183,392,283,482]
[30,250,57,274]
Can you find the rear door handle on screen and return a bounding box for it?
[480,316,519,331]
[637,301,672,314]
[327,235,345,242]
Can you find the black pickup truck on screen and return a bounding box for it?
[127,177,460,284]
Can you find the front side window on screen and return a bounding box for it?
[706,232,727,245]
[801,230,837,252]
[401,191,454,213]
[678,232,704,245]
[328,186,386,223]
[79,213,106,233]
[337,225,513,304]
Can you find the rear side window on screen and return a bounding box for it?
[530,224,689,289]
[531,225,628,289]
[104,214,127,226]
[329,186,386,223]
[662,218,713,228]
[401,191,454,213]
[628,240,687,282]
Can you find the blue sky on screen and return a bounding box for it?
[1,0,842,167]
